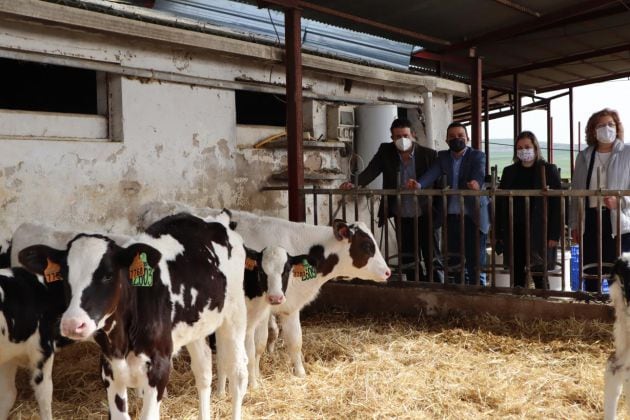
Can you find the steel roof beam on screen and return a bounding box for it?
[536,70,630,93]
[486,42,630,78]
[441,0,618,53]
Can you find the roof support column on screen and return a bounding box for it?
[547,104,554,163]
[569,87,575,177]
[470,55,482,150]
[513,73,521,139]
[483,88,490,174]
[284,6,305,222]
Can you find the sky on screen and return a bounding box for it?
[487,77,630,147]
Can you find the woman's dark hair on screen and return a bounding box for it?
[585,108,624,147]
[512,130,543,163]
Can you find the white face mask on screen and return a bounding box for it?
[517,148,536,163]
[596,125,616,144]
[394,137,413,152]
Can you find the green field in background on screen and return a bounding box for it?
[488,140,575,181]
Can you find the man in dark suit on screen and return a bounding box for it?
[407,122,489,285]
[340,118,443,282]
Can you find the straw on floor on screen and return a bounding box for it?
[10,312,614,419]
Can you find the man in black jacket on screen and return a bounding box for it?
[340,118,443,282]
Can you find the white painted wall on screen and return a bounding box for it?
[0,3,462,242]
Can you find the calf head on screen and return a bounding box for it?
[610,254,630,305]
[18,244,70,304]
[260,246,296,305]
[54,234,162,340]
[327,220,390,282]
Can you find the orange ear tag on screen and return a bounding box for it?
[129,252,154,287]
[44,258,62,283]
[245,257,257,271]
[292,263,305,279]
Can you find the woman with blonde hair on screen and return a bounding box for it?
[570,108,630,292]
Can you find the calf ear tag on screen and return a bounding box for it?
[293,259,317,281]
[245,257,257,271]
[129,252,154,287]
[44,258,62,283]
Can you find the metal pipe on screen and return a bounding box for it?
[569,88,575,177]
[284,6,305,222]
[513,74,521,139]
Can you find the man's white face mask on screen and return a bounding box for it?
[394,137,413,152]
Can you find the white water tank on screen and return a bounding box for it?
[355,104,398,189]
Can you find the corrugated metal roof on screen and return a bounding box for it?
[57,0,630,115]
[150,0,418,70]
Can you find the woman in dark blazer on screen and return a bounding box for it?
[496,131,562,288]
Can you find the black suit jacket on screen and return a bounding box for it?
[356,142,440,226]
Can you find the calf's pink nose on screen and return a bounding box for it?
[61,318,87,337]
[268,294,285,305]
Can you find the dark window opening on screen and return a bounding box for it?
[236,90,286,126]
[0,58,98,114]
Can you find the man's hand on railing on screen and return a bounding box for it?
[466,180,480,191]
[405,179,420,189]
[339,181,355,190]
[604,196,619,209]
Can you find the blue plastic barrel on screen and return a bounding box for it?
[570,245,581,291]
[602,278,610,295]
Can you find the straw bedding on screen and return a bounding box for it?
[9,312,614,419]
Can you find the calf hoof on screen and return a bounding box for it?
[293,366,306,378]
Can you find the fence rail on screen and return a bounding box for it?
[278,185,630,301]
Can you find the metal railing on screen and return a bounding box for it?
[281,180,629,300]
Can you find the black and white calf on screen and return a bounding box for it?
[21,212,248,420]
[0,238,10,268]
[254,219,389,378]
[216,245,302,394]
[0,262,70,420]
[604,254,630,419]
[138,202,391,378]
[0,223,130,420]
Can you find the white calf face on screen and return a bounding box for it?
[261,246,289,305]
[61,235,118,340]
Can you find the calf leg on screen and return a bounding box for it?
[102,359,131,420]
[254,314,269,383]
[216,318,248,420]
[31,354,54,420]
[0,361,18,420]
[604,356,624,420]
[139,355,170,420]
[186,338,213,420]
[267,313,279,353]
[279,312,306,377]
[215,343,227,398]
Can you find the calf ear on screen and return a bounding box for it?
[116,244,162,270]
[19,245,66,275]
[332,219,353,241]
[288,254,309,267]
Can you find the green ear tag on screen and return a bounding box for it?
[129,252,154,287]
[301,259,317,281]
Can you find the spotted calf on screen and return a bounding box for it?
[217,245,303,394]
[21,213,248,420]
[0,261,70,420]
[604,254,630,419]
